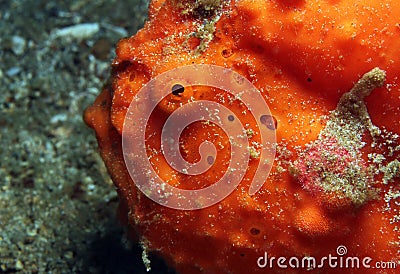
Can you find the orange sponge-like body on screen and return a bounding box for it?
[84,1,400,273]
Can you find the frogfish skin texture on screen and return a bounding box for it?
[84,1,400,273]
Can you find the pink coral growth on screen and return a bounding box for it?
[293,136,365,196]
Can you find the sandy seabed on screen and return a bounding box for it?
[0,1,174,273]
